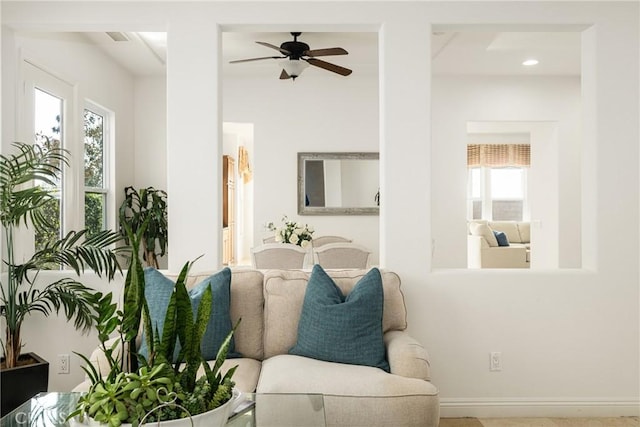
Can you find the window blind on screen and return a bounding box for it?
[467,144,530,167]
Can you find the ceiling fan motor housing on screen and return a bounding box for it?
[280,41,310,59]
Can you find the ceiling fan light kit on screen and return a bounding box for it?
[230,32,352,81]
[282,59,309,79]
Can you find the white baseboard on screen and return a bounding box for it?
[439,397,640,418]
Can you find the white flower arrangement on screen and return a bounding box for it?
[267,215,314,248]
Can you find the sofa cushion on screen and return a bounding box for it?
[517,222,531,243]
[488,221,522,243]
[257,355,440,427]
[173,269,265,360]
[289,265,389,372]
[470,222,499,247]
[493,230,510,246]
[263,268,406,359]
[138,267,238,361]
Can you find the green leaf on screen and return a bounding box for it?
[158,291,178,363]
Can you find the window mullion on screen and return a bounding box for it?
[481,167,492,220]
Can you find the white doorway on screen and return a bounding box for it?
[223,122,254,266]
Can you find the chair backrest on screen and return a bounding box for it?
[251,243,308,269]
[311,235,352,247]
[313,242,371,269]
[262,235,277,243]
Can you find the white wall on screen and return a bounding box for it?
[2,1,638,418]
[17,273,126,392]
[134,77,167,191]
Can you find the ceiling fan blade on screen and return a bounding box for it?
[229,56,283,64]
[280,69,292,79]
[256,41,291,55]
[305,58,352,76]
[304,47,348,57]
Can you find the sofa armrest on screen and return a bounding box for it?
[467,235,490,268]
[384,330,431,381]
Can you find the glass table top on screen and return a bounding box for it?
[0,392,325,427]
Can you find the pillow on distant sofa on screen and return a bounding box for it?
[493,230,510,247]
[138,267,238,362]
[289,264,389,372]
[470,222,499,247]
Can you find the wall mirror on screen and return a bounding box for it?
[298,152,379,215]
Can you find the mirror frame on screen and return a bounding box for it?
[297,152,380,216]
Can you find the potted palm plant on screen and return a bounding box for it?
[0,142,125,415]
[70,226,238,427]
[119,187,168,269]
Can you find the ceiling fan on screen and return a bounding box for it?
[229,32,353,80]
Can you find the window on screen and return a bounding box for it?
[24,62,113,259]
[84,105,109,236]
[467,144,530,221]
[33,88,64,253]
[490,167,526,220]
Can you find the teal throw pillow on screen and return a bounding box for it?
[188,268,240,360]
[493,230,510,247]
[289,264,389,372]
[138,268,176,361]
[138,267,239,362]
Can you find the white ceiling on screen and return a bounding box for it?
[431,31,581,76]
[84,30,581,78]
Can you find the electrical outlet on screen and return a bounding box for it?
[58,354,70,374]
[490,351,502,371]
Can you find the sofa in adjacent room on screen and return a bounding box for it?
[75,267,440,427]
[468,220,531,268]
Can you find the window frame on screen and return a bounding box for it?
[83,101,112,234]
[21,60,115,261]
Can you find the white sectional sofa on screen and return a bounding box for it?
[75,268,440,427]
[467,220,531,268]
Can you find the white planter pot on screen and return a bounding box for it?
[72,390,242,427]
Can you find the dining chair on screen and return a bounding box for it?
[262,235,277,243]
[313,242,371,269]
[251,243,309,269]
[311,235,353,248]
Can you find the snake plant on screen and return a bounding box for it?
[71,225,238,427]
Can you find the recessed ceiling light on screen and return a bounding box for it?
[522,59,539,66]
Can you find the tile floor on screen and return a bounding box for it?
[440,418,640,427]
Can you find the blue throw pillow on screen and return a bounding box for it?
[138,268,176,361]
[188,268,240,360]
[138,267,239,362]
[289,264,389,372]
[493,230,510,246]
